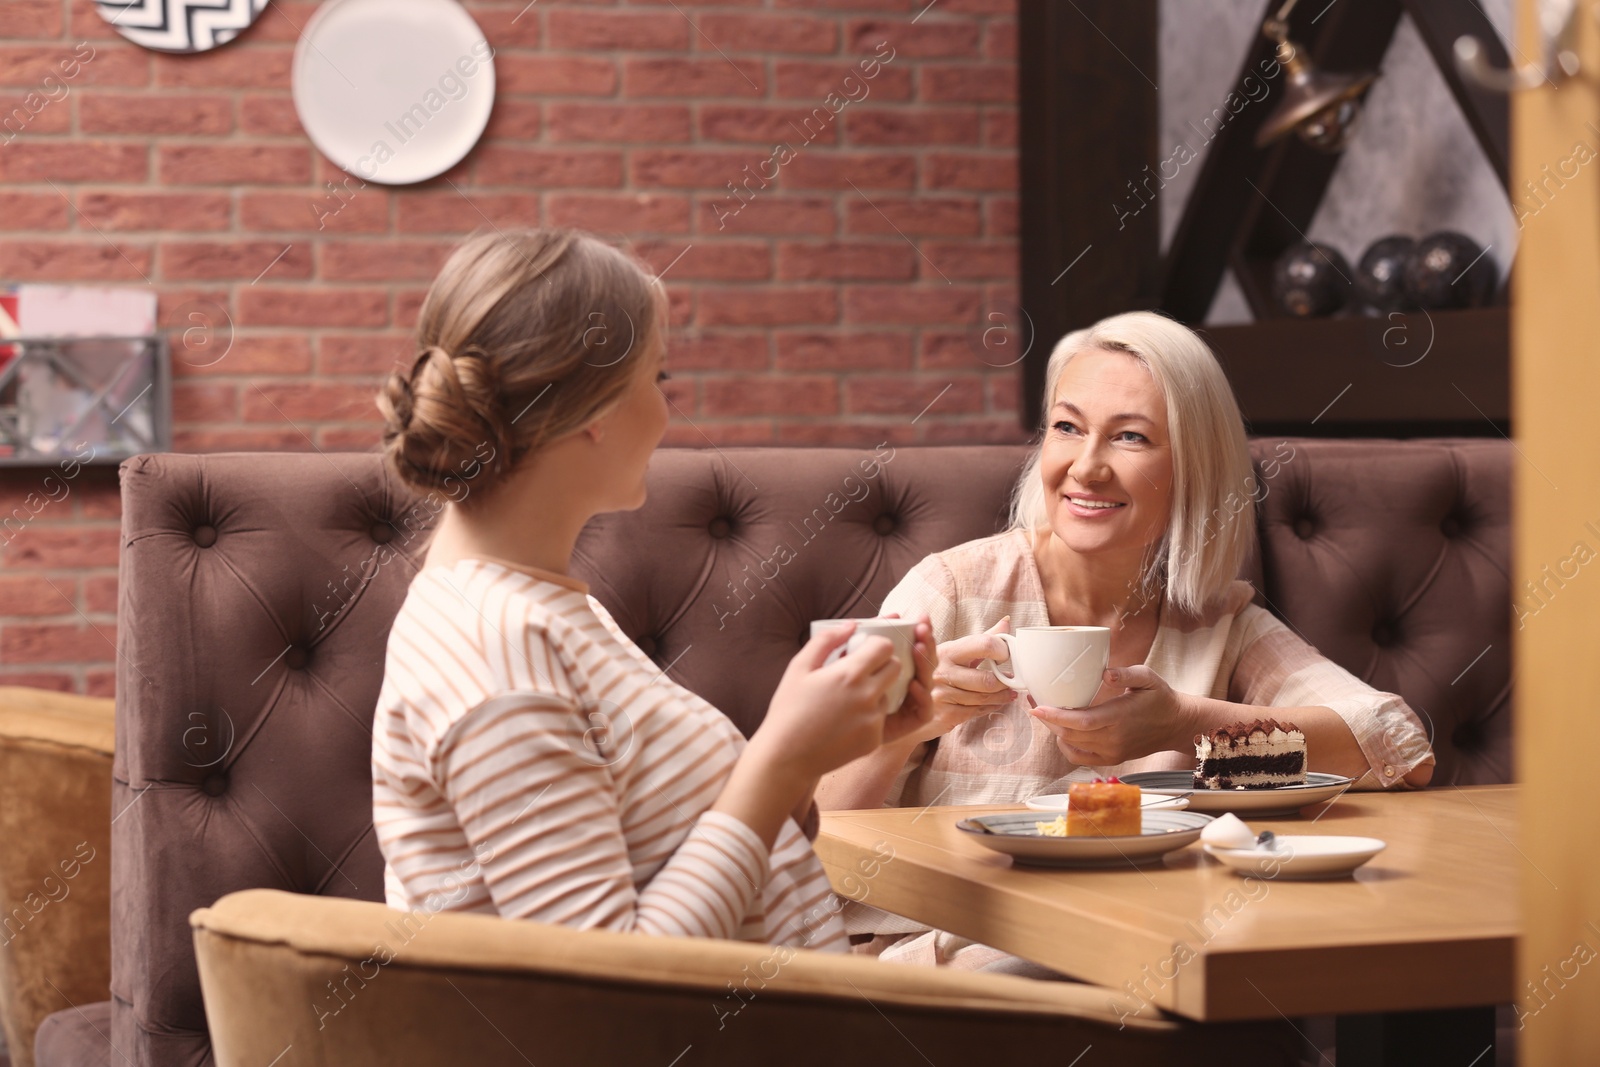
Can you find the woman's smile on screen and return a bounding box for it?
[1063,492,1126,517]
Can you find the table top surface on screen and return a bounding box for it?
[816,785,1519,1022]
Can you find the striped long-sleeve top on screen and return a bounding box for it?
[372,556,847,951]
[880,528,1437,808]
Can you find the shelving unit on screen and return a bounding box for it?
[0,335,171,466]
[1203,306,1508,435]
[1017,0,1511,436]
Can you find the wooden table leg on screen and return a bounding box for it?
[1335,1005,1496,1065]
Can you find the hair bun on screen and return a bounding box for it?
[380,344,510,494]
[380,366,416,432]
[430,344,506,445]
[379,228,663,505]
[377,356,417,437]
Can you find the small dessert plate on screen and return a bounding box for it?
[956,810,1213,868]
[1120,771,1358,817]
[1025,792,1191,813]
[1204,835,1386,880]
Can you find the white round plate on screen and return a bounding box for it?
[1120,771,1357,817]
[96,0,270,54]
[956,810,1213,868]
[293,0,495,186]
[1204,836,1386,880]
[1026,792,1190,813]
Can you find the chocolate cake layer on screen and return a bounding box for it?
[1196,753,1306,778]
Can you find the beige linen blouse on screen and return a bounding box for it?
[851,529,1436,968]
[879,528,1436,808]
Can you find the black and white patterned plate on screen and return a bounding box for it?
[95,0,270,55]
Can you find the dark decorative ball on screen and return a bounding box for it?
[1272,241,1354,317]
[1404,231,1497,309]
[1354,235,1417,314]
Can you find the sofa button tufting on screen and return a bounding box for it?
[1371,622,1398,647]
[193,525,217,548]
[872,514,897,536]
[707,517,733,539]
[1440,516,1463,538]
[370,522,395,544]
[1292,517,1315,540]
[1452,720,1484,750]
[202,773,228,797]
[637,635,658,657]
[284,646,309,670]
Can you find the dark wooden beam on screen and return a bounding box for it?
[1401,0,1511,186]
[1231,0,1405,319]
[1017,0,1159,430]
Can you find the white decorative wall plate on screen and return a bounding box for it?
[94,0,271,54]
[292,0,496,187]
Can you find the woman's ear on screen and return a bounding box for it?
[583,392,627,444]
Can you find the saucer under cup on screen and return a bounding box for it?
[1204,836,1386,879]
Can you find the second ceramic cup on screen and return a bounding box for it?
[810,618,916,712]
[982,625,1110,708]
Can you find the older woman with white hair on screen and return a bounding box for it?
[817,310,1434,973]
[819,309,1434,813]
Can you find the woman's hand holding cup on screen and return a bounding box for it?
[879,614,939,747]
[1030,664,1193,766]
[892,615,1018,748]
[753,616,937,781]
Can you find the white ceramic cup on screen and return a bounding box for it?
[810,618,916,712]
[981,625,1110,708]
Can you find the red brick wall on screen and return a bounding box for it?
[0,0,1021,694]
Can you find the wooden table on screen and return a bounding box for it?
[819,786,1518,1062]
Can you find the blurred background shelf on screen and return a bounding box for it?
[1202,305,1508,435]
[0,335,172,467]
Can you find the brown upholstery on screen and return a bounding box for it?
[1251,439,1511,785]
[36,440,1512,1066]
[32,1002,110,1067]
[190,888,1297,1066]
[0,689,114,1067]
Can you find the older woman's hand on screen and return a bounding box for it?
[893,616,1019,747]
[1028,665,1194,766]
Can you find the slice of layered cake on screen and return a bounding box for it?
[1193,719,1307,789]
[1046,777,1141,836]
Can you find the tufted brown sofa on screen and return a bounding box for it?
[33,439,1512,1066]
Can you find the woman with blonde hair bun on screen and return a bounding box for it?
[819,310,1435,970]
[371,228,937,949]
